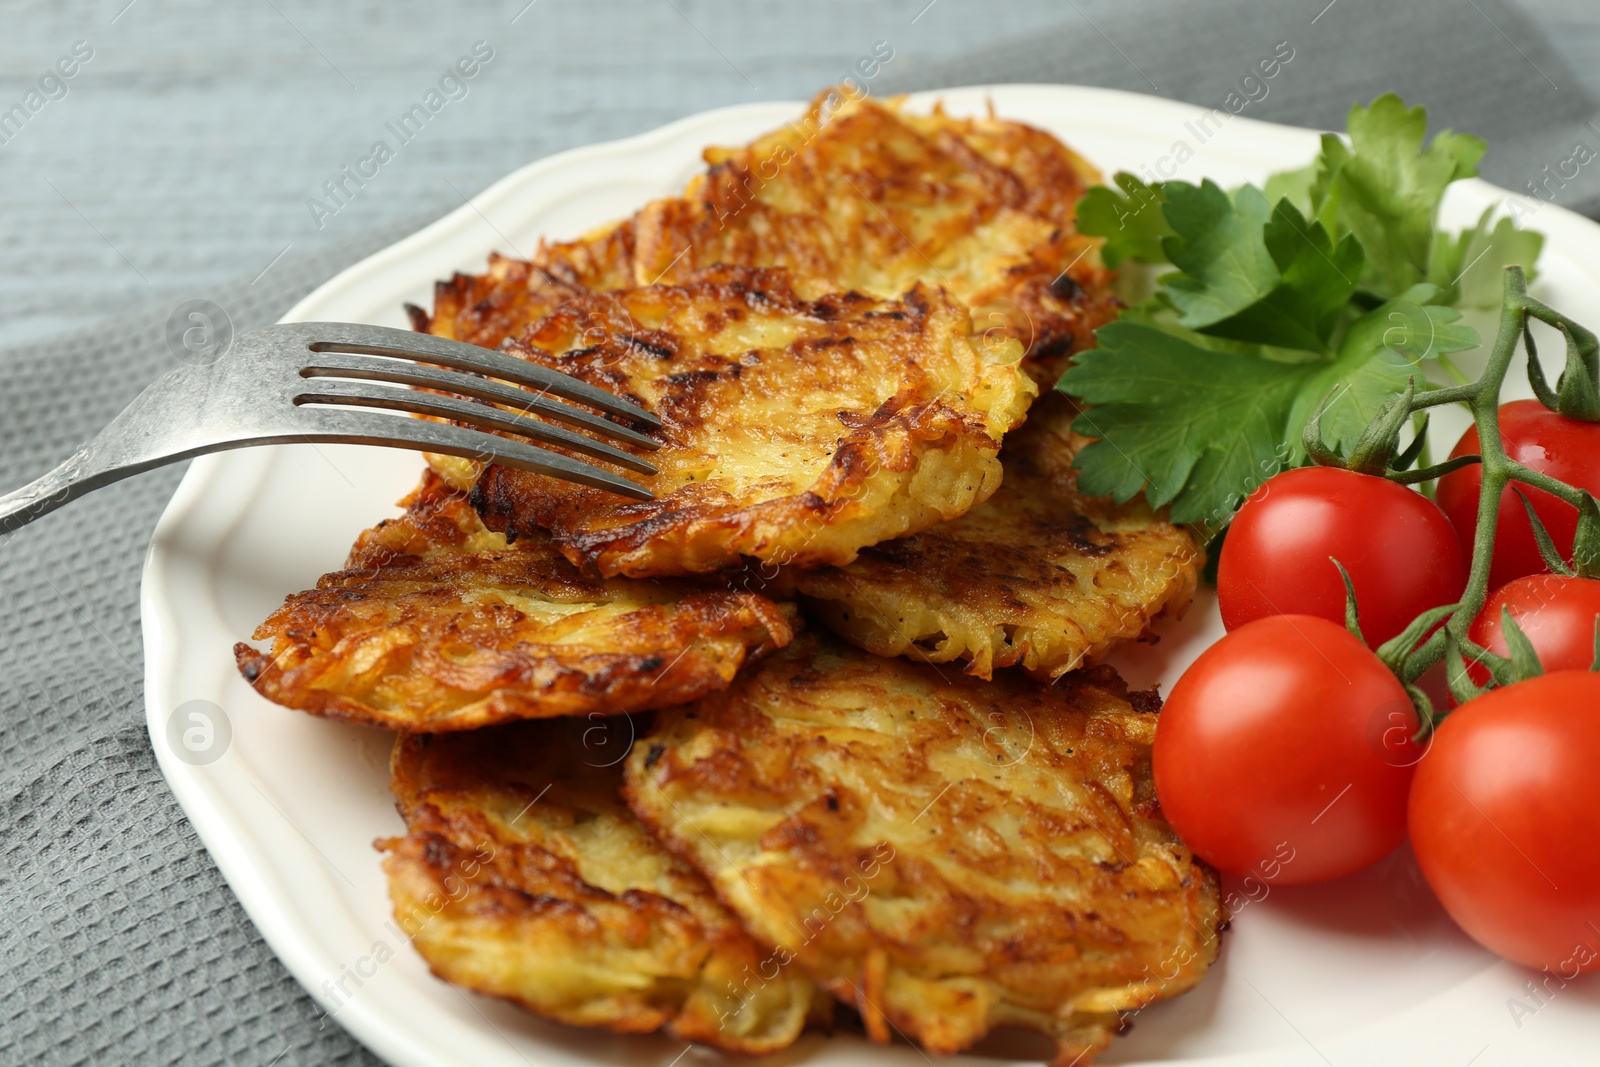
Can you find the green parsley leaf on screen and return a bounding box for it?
[1110,293,1305,362]
[1075,173,1171,267]
[1288,285,1478,452]
[1201,199,1364,352]
[1060,288,1479,525]
[1059,322,1307,525]
[1061,94,1538,538]
[1428,206,1546,308]
[1153,182,1361,352]
[1158,181,1279,328]
[1310,93,1485,300]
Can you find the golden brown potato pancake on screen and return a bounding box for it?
[416,88,1121,387]
[235,472,795,730]
[794,393,1201,678]
[468,266,1034,578]
[625,633,1224,1066]
[380,722,822,1052]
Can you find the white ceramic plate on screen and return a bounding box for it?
[142,85,1600,1067]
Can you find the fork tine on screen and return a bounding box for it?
[298,351,660,452]
[296,379,658,475]
[297,407,654,500]
[298,322,663,430]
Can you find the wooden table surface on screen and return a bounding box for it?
[1,0,1596,350]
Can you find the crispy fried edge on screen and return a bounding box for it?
[420,90,1122,385]
[235,593,797,730]
[377,729,822,1052]
[622,637,1225,1065]
[469,275,1034,577]
[234,476,800,730]
[794,396,1201,679]
[621,89,1124,383]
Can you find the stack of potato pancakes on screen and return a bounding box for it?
[235,89,1222,1066]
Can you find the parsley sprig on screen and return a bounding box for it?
[1060,93,1543,530]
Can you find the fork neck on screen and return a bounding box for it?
[0,364,208,534]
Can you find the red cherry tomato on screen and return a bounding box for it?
[1409,672,1600,972]
[1436,400,1600,591]
[1153,614,1420,884]
[1466,575,1600,684]
[1218,467,1466,648]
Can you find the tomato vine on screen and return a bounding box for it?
[1303,266,1600,731]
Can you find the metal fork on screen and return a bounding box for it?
[0,321,662,533]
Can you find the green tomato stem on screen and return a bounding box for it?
[1397,268,1532,712]
[1406,381,1480,410]
[1497,460,1588,506]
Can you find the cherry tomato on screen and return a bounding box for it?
[1218,466,1466,648]
[1436,400,1600,591]
[1465,575,1600,683]
[1409,672,1600,972]
[1153,614,1420,884]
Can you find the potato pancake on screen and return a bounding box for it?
[625,633,1224,1065]
[468,266,1034,578]
[794,393,1201,678]
[380,722,821,1052]
[417,88,1121,386]
[234,472,795,730]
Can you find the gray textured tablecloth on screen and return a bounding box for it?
[3,2,1597,1064]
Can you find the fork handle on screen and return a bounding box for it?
[0,441,169,534]
[0,373,193,534]
[0,450,97,533]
